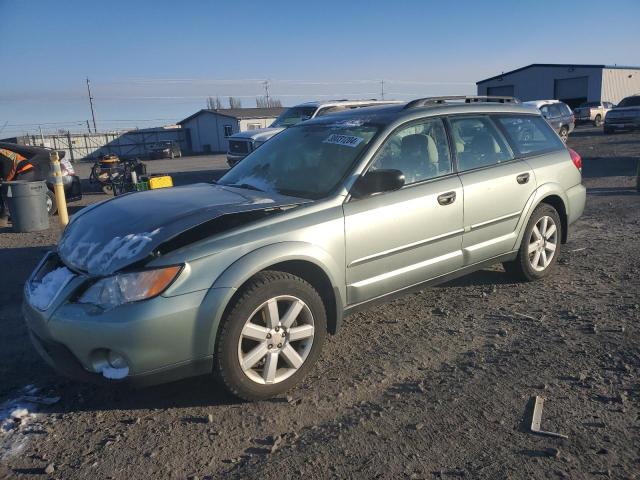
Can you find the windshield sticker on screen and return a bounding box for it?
[323,134,364,148]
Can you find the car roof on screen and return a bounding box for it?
[523,99,565,108]
[294,99,403,109]
[302,97,541,128]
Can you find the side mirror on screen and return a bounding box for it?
[351,169,405,198]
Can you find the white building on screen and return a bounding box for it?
[178,108,284,153]
[477,64,640,108]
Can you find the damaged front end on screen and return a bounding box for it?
[58,183,309,276]
[23,183,311,384]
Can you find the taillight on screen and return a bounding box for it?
[568,148,582,172]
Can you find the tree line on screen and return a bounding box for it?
[206,96,282,109]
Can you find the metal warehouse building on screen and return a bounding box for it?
[477,64,640,108]
[178,107,284,153]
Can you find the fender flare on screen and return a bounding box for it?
[515,182,569,248]
[213,241,344,293]
[203,242,346,352]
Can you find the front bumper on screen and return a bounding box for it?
[226,153,246,167]
[27,327,214,387]
[604,119,640,130]
[23,261,234,386]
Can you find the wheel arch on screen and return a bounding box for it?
[212,242,345,336]
[539,194,568,243]
[517,185,569,247]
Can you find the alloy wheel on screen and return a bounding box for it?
[560,128,569,142]
[237,295,315,385]
[528,215,558,272]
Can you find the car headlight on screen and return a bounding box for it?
[252,140,265,150]
[78,265,182,309]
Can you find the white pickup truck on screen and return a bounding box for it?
[574,101,614,127]
[226,99,400,166]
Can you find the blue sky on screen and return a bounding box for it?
[1,0,639,136]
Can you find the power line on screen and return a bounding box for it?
[86,77,97,133]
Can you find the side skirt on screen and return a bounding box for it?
[343,251,517,316]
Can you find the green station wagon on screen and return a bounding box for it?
[23,96,586,400]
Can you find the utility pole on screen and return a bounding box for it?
[86,77,97,133]
[86,120,91,133]
[380,80,385,100]
[38,125,45,146]
[263,80,270,106]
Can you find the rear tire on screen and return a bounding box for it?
[503,204,562,282]
[46,190,57,216]
[594,114,602,127]
[214,271,327,401]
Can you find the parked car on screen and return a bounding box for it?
[226,99,402,166]
[574,101,614,127]
[0,142,81,215]
[149,141,182,159]
[23,96,585,400]
[604,94,640,134]
[523,100,575,142]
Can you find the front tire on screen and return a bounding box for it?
[214,271,327,401]
[503,204,561,282]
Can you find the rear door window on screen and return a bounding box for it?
[548,104,563,118]
[560,103,572,116]
[448,116,513,171]
[496,115,565,156]
[315,106,348,117]
[540,105,553,119]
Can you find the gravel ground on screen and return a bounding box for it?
[0,129,638,479]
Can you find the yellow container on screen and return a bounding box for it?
[149,175,173,190]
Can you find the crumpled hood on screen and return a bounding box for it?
[230,127,285,142]
[58,183,308,276]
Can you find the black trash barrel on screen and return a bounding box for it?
[1,181,49,232]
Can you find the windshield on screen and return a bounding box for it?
[618,96,640,108]
[579,101,600,108]
[219,122,380,199]
[270,106,318,128]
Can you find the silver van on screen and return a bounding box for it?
[524,100,575,141]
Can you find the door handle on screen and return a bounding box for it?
[517,173,530,184]
[437,191,456,205]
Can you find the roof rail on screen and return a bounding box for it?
[403,95,520,110]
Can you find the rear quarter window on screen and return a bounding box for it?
[496,115,565,156]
